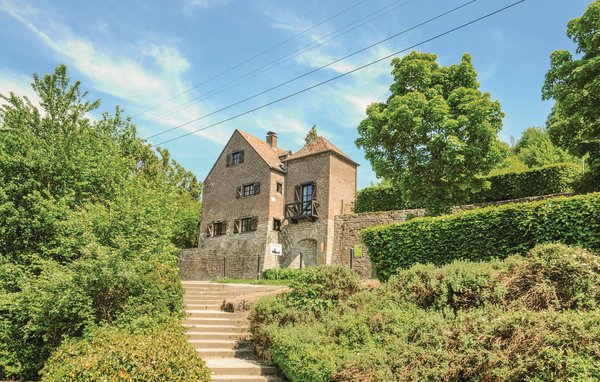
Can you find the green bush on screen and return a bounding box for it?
[40,324,210,382]
[473,162,581,203]
[354,185,412,213]
[362,193,600,280]
[262,267,303,280]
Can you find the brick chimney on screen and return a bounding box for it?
[266,131,278,148]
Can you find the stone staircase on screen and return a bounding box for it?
[183,281,285,382]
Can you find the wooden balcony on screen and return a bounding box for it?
[285,200,320,223]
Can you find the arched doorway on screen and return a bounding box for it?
[296,238,318,267]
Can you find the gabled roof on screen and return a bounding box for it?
[237,130,287,172]
[285,136,358,166]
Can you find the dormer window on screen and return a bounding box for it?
[226,150,244,167]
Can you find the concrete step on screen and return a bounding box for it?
[184,293,237,298]
[195,348,254,358]
[211,375,283,382]
[187,332,249,341]
[189,339,251,350]
[184,317,246,326]
[185,324,248,333]
[205,357,279,376]
[186,310,245,319]
[184,303,222,310]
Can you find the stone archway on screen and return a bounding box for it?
[296,238,318,267]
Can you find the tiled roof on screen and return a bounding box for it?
[285,136,356,164]
[237,130,287,171]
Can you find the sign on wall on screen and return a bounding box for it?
[353,244,363,257]
[269,243,283,256]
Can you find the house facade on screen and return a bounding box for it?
[195,129,357,277]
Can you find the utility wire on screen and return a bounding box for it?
[155,0,525,147]
[131,0,370,118]
[146,0,476,139]
[138,0,416,128]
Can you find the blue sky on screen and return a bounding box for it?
[0,0,593,188]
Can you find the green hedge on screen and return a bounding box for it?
[362,193,600,281]
[473,162,581,203]
[40,324,210,382]
[354,186,412,213]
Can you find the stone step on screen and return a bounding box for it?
[184,303,222,310]
[184,293,238,298]
[189,339,251,350]
[206,358,280,376]
[186,331,249,341]
[184,324,248,333]
[196,348,254,358]
[184,317,246,326]
[186,310,245,319]
[210,376,283,382]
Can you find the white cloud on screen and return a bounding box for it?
[0,68,41,108]
[0,0,226,144]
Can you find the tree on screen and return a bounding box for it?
[304,124,318,144]
[542,1,600,186]
[514,127,578,168]
[356,52,504,214]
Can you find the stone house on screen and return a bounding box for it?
[192,129,357,277]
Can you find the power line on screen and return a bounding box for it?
[155,0,525,147]
[146,0,476,139]
[131,0,371,119]
[138,0,416,128]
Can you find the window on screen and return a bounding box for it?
[241,217,253,232]
[301,183,314,215]
[226,150,244,167]
[273,219,281,231]
[234,217,258,233]
[243,183,255,196]
[206,221,227,237]
[276,182,283,194]
[237,182,260,198]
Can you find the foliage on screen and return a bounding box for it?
[0,66,201,379]
[472,162,581,202]
[513,127,578,168]
[262,267,304,281]
[356,51,504,214]
[251,245,600,382]
[542,1,600,181]
[354,185,413,213]
[304,124,318,144]
[361,193,600,281]
[40,324,210,382]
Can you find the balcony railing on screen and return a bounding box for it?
[285,200,320,223]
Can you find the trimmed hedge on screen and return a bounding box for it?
[472,162,581,202]
[40,324,210,382]
[354,163,580,213]
[354,186,411,213]
[362,193,600,281]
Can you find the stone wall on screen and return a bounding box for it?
[178,247,266,280]
[331,209,426,277]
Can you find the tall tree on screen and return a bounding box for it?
[542,0,599,185]
[356,52,504,214]
[514,127,578,168]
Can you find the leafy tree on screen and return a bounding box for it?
[542,0,600,186]
[305,124,318,144]
[356,52,504,214]
[0,65,202,379]
[513,127,578,168]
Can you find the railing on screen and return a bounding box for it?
[285,200,320,222]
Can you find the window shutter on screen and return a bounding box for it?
[234,219,240,233]
[206,224,214,237]
[312,182,317,199]
[226,154,232,167]
[294,185,301,201]
[236,186,242,199]
[254,182,260,195]
[239,150,245,164]
[222,221,228,234]
[251,217,258,231]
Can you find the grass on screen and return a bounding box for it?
[212,278,292,286]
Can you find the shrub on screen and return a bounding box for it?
[40,324,210,382]
[262,267,303,280]
[473,162,581,203]
[286,266,363,312]
[354,185,411,213]
[362,193,600,280]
